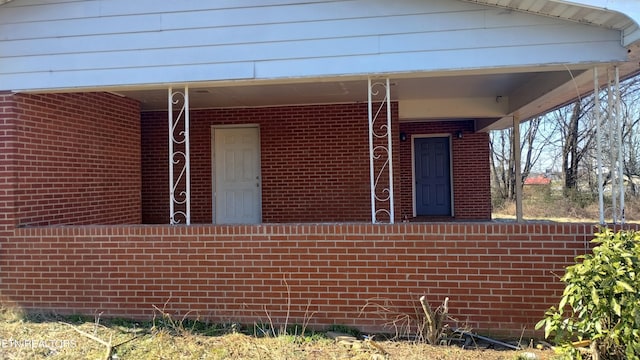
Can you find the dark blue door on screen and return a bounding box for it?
[414,137,451,216]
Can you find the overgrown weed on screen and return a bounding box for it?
[494,189,640,222]
[0,303,25,322]
[252,276,317,340]
[360,296,468,346]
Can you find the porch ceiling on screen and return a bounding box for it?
[119,62,639,131]
[122,71,532,111]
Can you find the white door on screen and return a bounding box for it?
[213,126,261,224]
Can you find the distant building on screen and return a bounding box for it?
[524,175,552,185]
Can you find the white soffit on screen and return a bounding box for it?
[462,0,640,46]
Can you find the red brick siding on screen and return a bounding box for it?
[142,103,401,224]
[141,112,168,224]
[399,121,491,220]
[0,92,18,232]
[3,222,633,335]
[4,93,489,227]
[10,93,141,226]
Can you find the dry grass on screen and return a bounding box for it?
[0,306,555,360]
[493,187,640,223]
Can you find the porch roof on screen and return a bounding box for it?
[464,0,640,47]
[1,0,639,130]
[64,1,640,131]
[3,0,635,40]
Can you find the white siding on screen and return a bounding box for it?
[0,0,628,91]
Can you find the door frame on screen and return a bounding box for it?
[210,124,262,224]
[411,134,455,217]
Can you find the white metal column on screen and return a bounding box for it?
[513,115,523,222]
[612,67,625,224]
[367,78,395,224]
[594,66,625,224]
[168,86,191,225]
[594,67,605,225]
[607,71,618,223]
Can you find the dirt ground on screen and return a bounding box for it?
[0,311,556,360]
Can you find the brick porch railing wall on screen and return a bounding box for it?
[3,222,634,336]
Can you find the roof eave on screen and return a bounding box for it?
[463,0,640,47]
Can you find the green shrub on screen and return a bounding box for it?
[536,228,640,359]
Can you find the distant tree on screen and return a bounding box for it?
[620,77,640,196]
[490,73,640,207]
[490,128,512,201]
[581,75,640,197]
[553,98,596,195]
[624,116,640,196]
[490,117,546,201]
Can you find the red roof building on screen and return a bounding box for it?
[524,175,552,185]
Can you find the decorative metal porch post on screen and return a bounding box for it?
[168,87,191,225]
[367,78,395,224]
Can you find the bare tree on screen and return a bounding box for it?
[521,117,546,181]
[557,99,597,194]
[581,75,640,196]
[490,128,515,200]
[490,74,640,209]
[619,77,640,196]
[490,117,548,201]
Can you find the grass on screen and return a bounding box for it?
[0,305,556,360]
[493,186,640,223]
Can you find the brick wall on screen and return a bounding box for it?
[400,121,492,220]
[9,93,142,226]
[0,92,18,232]
[142,103,400,224]
[2,222,632,335]
[143,104,489,224]
[141,112,168,224]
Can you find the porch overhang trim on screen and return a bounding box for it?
[483,57,640,131]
